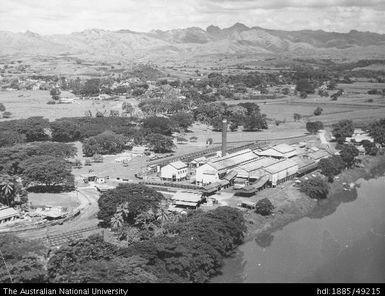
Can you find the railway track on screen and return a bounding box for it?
[45,226,100,247]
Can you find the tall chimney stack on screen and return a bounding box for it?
[222,118,228,157]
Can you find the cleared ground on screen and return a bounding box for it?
[28,192,80,211]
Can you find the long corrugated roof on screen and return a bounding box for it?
[209,149,259,171]
[308,150,330,160]
[172,190,202,203]
[264,159,298,174]
[240,157,281,172]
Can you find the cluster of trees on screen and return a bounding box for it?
[0,234,47,283]
[194,102,268,132]
[318,144,360,182]
[47,205,245,283]
[332,120,354,144]
[82,131,128,157]
[300,177,329,200]
[306,121,324,134]
[0,117,49,147]
[0,142,76,193]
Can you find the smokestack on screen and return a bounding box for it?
[222,118,227,157]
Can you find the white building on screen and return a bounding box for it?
[161,161,188,181]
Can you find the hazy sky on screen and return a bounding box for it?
[0,0,384,35]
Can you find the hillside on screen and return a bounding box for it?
[1,23,385,62]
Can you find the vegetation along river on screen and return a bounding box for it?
[213,174,385,283]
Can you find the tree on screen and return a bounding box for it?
[0,103,6,112]
[21,156,74,190]
[82,131,127,157]
[339,144,359,168]
[361,140,378,156]
[300,91,308,99]
[306,121,324,134]
[243,113,267,131]
[50,88,61,101]
[369,118,385,146]
[300,177,329,200]
[97,184,164,227]
[332,120,354,143]
[50,121,81,142]
[255,198,274,216]
[319,156,345,182]
[143,117,173,136]
[170,112,194,131]
[145,133,175,153]
[313,107,323,116]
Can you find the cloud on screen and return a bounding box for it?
[0,0,384,34]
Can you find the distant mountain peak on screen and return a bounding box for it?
[24,30,40,38]
[227,22,250,32]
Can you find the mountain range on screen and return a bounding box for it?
[1,23,385,62]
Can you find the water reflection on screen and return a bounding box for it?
[213,175,385,283]
[308,187,358,219]
[255,232,274,248]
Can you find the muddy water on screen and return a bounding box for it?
[213,175,385,283]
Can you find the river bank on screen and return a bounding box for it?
[242,154,385,243]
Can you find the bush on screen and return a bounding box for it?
[313,107,323,116]
[47,100,56,105]
[255,198,274,216]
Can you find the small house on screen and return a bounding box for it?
[161,161,188,181]
[171,190,203,209]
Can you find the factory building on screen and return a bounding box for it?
[195,149,259,185]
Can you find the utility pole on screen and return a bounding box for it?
[0,248,13,283]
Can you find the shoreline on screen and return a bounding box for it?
[242,153,385,243]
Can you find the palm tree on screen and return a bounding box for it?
[0,178,16,206]
[110,213,123,229]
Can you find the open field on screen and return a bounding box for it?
[28,192,80,211]
[0,90,137,121]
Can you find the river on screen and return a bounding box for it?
[213,175,385,283]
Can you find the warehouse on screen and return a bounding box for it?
[171,190,203,209]
[264,159,298,187]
